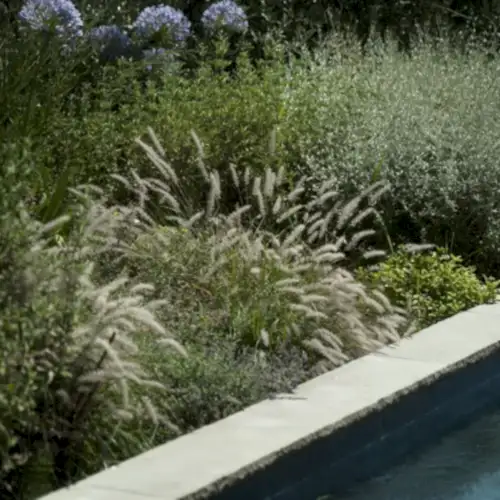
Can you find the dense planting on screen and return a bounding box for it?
[1,0,500,497]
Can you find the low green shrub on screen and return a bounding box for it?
[36,49,288,208]
[135,336,310,435]
[357,247,499,329]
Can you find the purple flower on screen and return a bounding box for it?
[90,24,130,48]
[201,0,248,33]
[19,0,83,37]
[133,5,191,44]
[89,24,131,60]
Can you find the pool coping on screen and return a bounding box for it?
[40,303,500,500]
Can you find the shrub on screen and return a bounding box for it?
[37,51,288,208]
[136,337,310,435]
[281,36,500,275]
[357,247,499,329]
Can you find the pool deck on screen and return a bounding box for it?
[40,303,500,500]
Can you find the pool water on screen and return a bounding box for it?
[330,406,500,500]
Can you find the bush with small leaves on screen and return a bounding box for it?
[357,247,499,329]
[269,35,500,275]
[135,337,311,435]
[37,52,288,206]
[142,47,181,73]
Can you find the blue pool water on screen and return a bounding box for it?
[333,406,500,500]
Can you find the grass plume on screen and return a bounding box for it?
[125,129,410,377]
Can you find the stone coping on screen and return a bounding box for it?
[40,303,500,500]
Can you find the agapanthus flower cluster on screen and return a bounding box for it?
[201,0,248,33]
[89,24,131,60]
[133,5,191,44]
[19,0,83,37]
[17,0,249,70]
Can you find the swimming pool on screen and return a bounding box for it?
[332,405,500,500]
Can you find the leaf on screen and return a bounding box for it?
[371,155,384,183]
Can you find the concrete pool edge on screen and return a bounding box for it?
[40,303,500,500]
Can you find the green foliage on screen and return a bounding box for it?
[136,336,310,435]
[282,37,500,275]
[357,247,499,329]
[0,147,184,498]
[6,8,500,496]
[0,131,409,498]
[13,28,500,277]
[0,22,98,141]
[37,49,288,207]
[124,131,409,366]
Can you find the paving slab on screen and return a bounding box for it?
[377,308,500,364]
